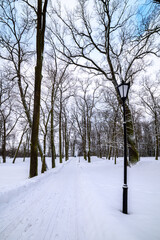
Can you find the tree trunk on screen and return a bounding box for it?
[72,138,76,157]
[65,140,69,161]
[23,144,26,162]
[114,155,117,165]
[97,132,102,158]
[17,59,44,163]
[30,0,48,178]
[87,119,91,163]
[13,129,26,164]
[108,146,112,160]
[125,103,139,164]
[51,90,56,168]
[41,155,46,173]
[155,114,159,160]
[64,117,69,161]
[2,120,6,163]
[106,144,109,159]
[51,122,56,168]
[41,132,47,173]
[59,90,62,163]
[62,123,65,159]
[83,113,87,160]
[114,134,118,165]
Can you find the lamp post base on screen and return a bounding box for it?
[123,184,128,214]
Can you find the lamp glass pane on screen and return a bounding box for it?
[123,85,128,98]
[119,85,124,98]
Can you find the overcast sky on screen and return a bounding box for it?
[56,0,77,10]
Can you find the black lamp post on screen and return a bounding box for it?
[117,81,130,214]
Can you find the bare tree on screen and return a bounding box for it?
[0,97,19,163]
[0,0,33,128]
[140,77,160,160]
[0,0,47,173]
[102,87,121,163]
[45,60,60,168]
[72,104,87,160]
[62,105,71,161]
[26,0,49,177]
[73,79,100,162]
[56,68,74,163]
[50,0,160,163]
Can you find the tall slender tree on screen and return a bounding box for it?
[140,77,160,160]
[30,0,48,178]
[0,0,46,170]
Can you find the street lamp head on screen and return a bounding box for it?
[117,81,130,101]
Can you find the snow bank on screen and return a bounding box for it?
[0,157,70,204]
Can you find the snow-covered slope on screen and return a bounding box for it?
[0,157,160,240]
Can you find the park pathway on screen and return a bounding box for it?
[0,158,133,240]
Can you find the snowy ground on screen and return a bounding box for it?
[0,156,160,240]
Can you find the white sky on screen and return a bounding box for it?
[52,0,77,11]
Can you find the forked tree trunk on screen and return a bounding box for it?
[12,128,27,164]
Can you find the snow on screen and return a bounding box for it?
[0,156,160,240]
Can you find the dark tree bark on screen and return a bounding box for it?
[87,116,91,163]
[2,118,6,163]
[125,103,139,164]
[30,0,48,178]
[154,113,159,160]
[82,111,87,160]
[63,113,69,161]
[51,99,56,168]
[59,89,63,164]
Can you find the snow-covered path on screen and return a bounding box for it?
[0,158,160,240]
